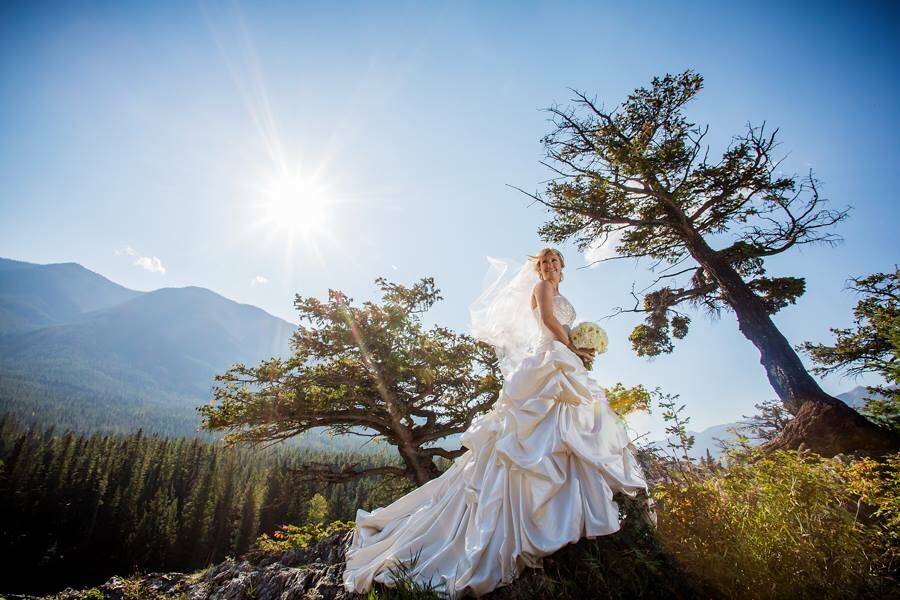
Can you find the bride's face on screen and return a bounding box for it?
[539,253,563,282]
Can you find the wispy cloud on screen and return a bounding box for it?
[251,275,269,285]
[584,229,624,268]
[134,256,166,274]
[114,246,166,274]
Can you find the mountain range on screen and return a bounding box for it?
[0,257,297,441]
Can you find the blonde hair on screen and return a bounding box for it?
[530,248,565,281]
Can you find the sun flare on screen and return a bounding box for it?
[243,160,346,273]
[256,171,331,238]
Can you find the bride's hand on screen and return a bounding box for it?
[565,343,595,365]
[574,347,595,361]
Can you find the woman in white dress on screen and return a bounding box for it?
[343,248,650,598]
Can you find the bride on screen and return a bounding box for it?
[342,248,650,597]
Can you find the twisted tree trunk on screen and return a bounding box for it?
[683,230,899,456]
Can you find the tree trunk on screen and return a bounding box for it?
[397,444,438,486]
[759,396,895,457]
[683,231,899,456]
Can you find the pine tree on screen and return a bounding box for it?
[200,277,501,486]
[526,71,898,455]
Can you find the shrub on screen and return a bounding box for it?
[652,448,900,599]
[844,452,900,567]
[252,520,355,556]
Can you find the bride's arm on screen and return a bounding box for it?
[534,281,576,350]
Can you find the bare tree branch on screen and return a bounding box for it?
[288,462,408,485]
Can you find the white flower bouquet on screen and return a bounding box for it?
[569,321,608,369]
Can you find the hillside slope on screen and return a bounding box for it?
[0,257,142,333]
[0,260,295,438]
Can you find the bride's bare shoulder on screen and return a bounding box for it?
[532,280,553,309]
[533,280,555,294]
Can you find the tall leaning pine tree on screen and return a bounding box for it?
[524,71,898,456]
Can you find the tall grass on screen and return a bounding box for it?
[646,410,899,600]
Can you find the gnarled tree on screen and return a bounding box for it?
[199,277,501,486]
[523,71,898,456]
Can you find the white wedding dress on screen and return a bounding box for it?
[343,291,649,598]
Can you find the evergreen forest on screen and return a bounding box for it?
[0,413,405,595]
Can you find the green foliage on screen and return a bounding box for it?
[845,453,900,558]
[251,520,355,557]
[366,586,442,600]
[366,548,447,599]
[735,398,792,442]
[530,71,847,357]
[657,393,696,462]
[748,275,806,313]
[801,269,900,431]
[652,447,900,599]
[200,277,501,486]
[630,389,899,598]
[306,492,329,524]
[603,383,652,415]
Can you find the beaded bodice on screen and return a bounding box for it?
[532,294,577,328]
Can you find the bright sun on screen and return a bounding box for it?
[245,162,343,272]
[254,170,331,240]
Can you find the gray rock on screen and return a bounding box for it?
[89,531,357,600]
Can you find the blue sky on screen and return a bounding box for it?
[1,1,898,441]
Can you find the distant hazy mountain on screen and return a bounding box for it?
[835,386,872,409]
[649,387,887,460]
[0,285,295,397]
[650,421,757,460]
[0,257,295,439]
[0,257,142,333]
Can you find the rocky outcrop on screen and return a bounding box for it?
[38,494,701,600]
[98,531,355,600]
